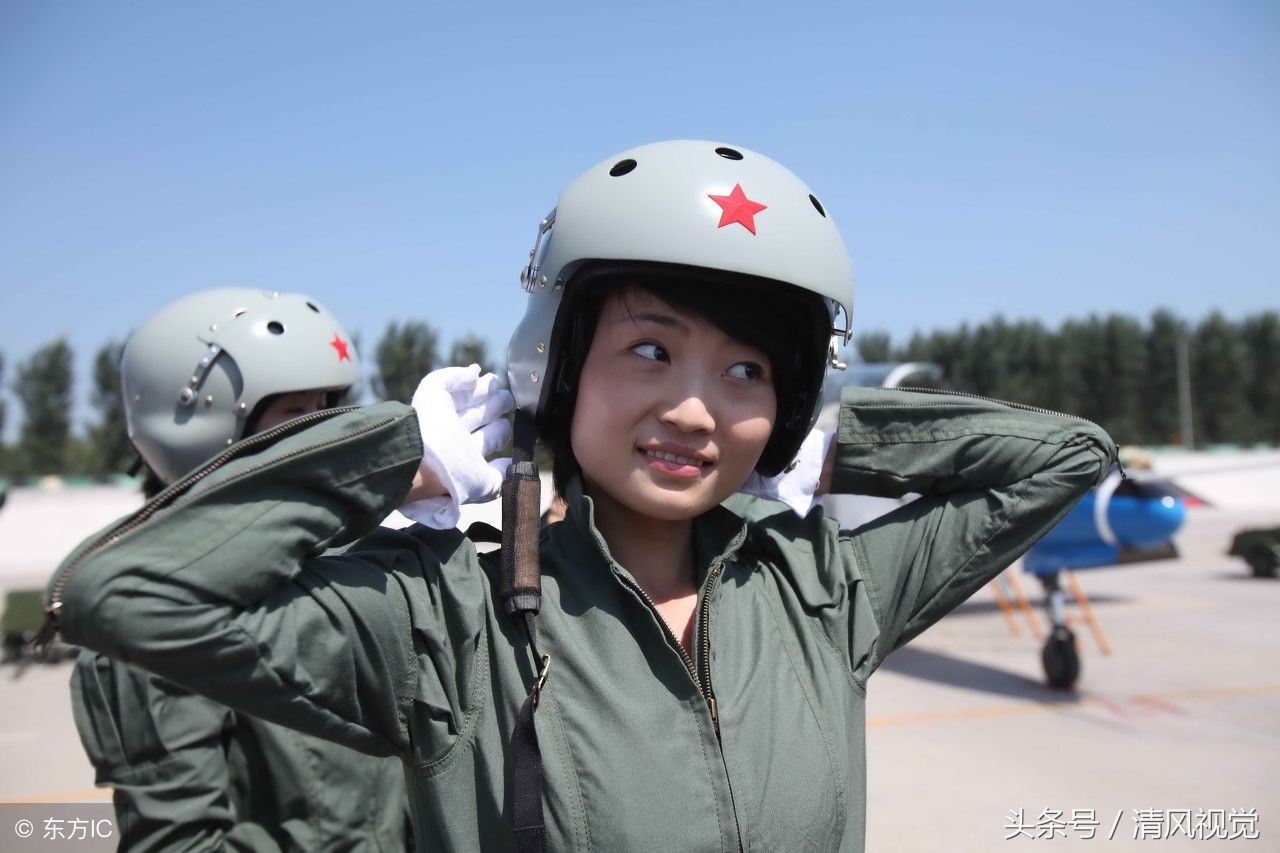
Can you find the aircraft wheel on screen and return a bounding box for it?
[1246,549,1278,579]
[1042,626,1080,690]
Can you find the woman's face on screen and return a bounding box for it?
[570,288,777,523]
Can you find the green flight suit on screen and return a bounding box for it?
[49,387,1116,852]
[70,651,412,851]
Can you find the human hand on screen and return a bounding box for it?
[738,428,833,517]
[400,364,514,529]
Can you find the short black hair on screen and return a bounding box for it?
[539,261,830,494]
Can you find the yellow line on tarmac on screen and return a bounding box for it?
[868,682,1280,728]
[869,701,1073,728]
[1136,683,1280,703]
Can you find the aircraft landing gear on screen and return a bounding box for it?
[1041,626,1080,690]
[1038,573,1081,690]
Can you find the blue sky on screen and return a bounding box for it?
[1,0,1277,432]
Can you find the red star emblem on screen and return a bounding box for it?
[708,184,767,235]
[329,333,351,362]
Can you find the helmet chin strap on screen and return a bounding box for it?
[500,409,550,852]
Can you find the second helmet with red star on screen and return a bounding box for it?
[122,287,361,484]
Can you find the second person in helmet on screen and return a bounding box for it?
[69,288,411,852]
[50,142,1117,852]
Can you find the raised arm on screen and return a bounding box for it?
[829,386,1116,671]
[48,403,429,757]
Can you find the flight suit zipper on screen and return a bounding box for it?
[37,406,380,649]
[614,557,727,734]
[697,562,726,736]
[616,557,741,850]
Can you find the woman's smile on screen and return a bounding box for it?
[638,441,714,479]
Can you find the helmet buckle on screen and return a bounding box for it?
[532,653,552,706]
[828,338,847,371]
[828,301,851,370]
[518,209,558,293]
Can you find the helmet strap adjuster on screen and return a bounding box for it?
[177,343,224,406]
[519,209,558,293]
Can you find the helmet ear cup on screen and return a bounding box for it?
[756,392,813,477]
[755,295,832,476]
[782,392,810,431]
[545,299,591,422]
[550,357,577,417]
[557,313,588,405]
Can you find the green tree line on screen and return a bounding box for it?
[3,310,1276,478]
[0,322,494,479]
[872,309,1279,447]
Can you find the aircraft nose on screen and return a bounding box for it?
[1153,495,1187,537]
[1120,494,1186,549]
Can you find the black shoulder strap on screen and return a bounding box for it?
[512,612,549,851]
[500,411,549,853]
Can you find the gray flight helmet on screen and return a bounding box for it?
[507,140,854,473]
[122,287,362,485]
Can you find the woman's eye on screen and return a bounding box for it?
[631,342,668,362]
[726,361,765,381]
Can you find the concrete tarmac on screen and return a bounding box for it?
[2,501,1276,849]
[866,504,1278,851]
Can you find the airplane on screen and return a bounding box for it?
[1014,464,1188,689]
[1019,451,1280,687]
[816,343,1191,691]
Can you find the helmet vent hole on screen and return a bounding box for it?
[306,301,320,313]
[267,321,285,335]
[233,308,248,318]
[715,147,744,161]
[609,159,637,177]
[809,194,827,217]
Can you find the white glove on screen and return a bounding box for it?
[738,428,833,518]
[400,364,514,529]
